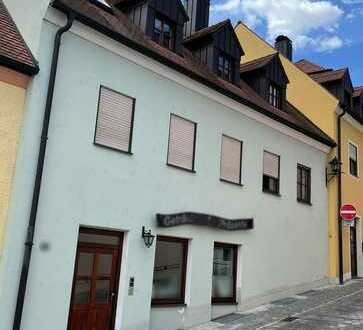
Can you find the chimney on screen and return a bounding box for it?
[275,35,293,61]
[184,0,210,38]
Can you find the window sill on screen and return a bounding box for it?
[262,189,281,197]
[220,178,244,187]
[297,199,312,206]
[167,163,196,174]
[212,300,238,306]
[151,303,187,308]
[94,142,133,155]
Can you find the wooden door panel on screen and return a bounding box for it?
[68,230,123,330]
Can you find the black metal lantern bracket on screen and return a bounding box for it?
[326,157,343,185]
[142,226,155,248]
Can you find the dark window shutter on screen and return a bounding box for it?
[95,86,135,153]
[167,114,196,171]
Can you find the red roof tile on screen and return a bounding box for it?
[0,0,38,75]
[309,68,347,84]
[295,59,326,74]
[53,0,335,147]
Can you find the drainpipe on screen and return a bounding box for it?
[12,13,74,330]
[337,106,346,285]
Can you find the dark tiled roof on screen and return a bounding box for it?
[295,59,325,74]
[0,0,38,75]
[240,53,277,73]
[309,68,347,84]
[53,0,335,147]
[183,19,230,44]
[353,86,363,98]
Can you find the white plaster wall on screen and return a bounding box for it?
[2,0,51,56]
[0,16,329,330]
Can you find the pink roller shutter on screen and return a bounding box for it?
[95,86,135,152]
[263,151,279,178]
[167,115,196,170]
[220,135,242,184]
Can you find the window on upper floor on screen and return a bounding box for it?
[297,164,311,204]
[153,14,175,51]
[349,143,358,177]
[94,86,135,154]
[263,151,280,195]
[152,236,188,305]
[220,135,243,185]
[268,83,283,109]
[218,52,233,82]
[212,243,237,304]
[167,114,197,172]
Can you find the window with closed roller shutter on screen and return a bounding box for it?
[220,135,242,185]
[94,86,135,153]
[167,114,197,171]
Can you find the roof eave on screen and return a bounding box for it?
[52,1,335,149]
[0,54,39,76]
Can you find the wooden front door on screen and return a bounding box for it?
[350,226,358,278]
[68,229,123,330]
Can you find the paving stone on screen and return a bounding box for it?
[190,279,363,330]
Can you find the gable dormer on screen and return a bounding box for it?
[115,0,188,54]
[240,53,289,110]
[183,20,244,85]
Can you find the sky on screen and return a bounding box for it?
[210,0,363,86]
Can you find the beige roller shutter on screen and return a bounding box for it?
[263,151,279,178]
[167,114,196,171]
[220,135,242,184]
[95,86,135,152]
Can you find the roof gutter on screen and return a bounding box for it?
[12,13,74,330]
[0,55,39,76]
[337,105,346,285]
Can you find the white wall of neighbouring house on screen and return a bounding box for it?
[0,11,330,330]
[2,0,51,56]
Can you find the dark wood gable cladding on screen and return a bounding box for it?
[240,53,289,110]
[116,0,188,54]
[183,20,243,85]
[353,87,363,122]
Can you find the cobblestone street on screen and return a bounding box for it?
[191,279,363,330]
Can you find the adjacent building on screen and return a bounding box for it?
[0,1,336,330]
[0,0,38,263]
[235,22,363,284]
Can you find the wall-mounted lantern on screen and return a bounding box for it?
[326,157,342,184]
[142,226,155,248]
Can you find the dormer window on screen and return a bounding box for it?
[218,52,233,82]
[268,83,283,109]
[153,14,175,50]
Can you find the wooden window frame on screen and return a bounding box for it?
[151,236,189,306]
[348,142,359,178]
[211,242,238,305]
[166,113,197,173]
[217,51,234,82]
[262,151,281,196]
[94,85,136,155]
[268,82,283,109]
[152,13,176,51]
[220,134,243,186]
[297,164,311,205]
